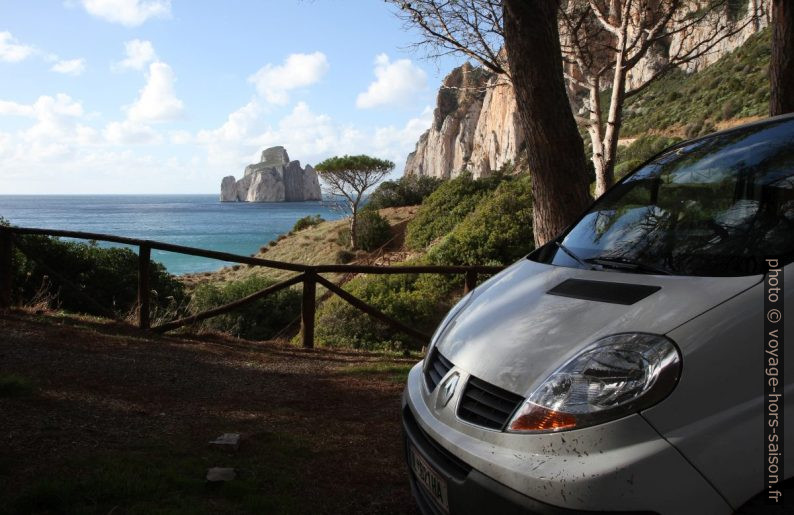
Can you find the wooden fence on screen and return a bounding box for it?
[0,226,503,349]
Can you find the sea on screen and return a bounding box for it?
[0,195,346,275]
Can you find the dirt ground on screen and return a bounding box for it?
[0,310,420,514]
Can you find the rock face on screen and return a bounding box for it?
[404,62,498,180]
[220,146,322,202]
[405,0,767,180]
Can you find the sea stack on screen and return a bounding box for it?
[220,146,322,202]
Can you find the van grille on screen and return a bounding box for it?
[457,376,524,430]
[424,349,453,391]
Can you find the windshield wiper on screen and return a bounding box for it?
[585,256,672,275]
[552,241,598,270]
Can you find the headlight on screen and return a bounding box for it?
[507,333,681,433]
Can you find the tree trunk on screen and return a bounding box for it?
[771,0,794,116]
[587,83,607,197]
[598,53,627,197]
[350,203,359,250]
[503,0,592,246]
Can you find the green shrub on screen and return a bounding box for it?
[366,175,444,209]
[427,175,534,266]
[614,134,683,179]
[292,214,324,232]
[355,210,392,251]
[335,249,355,264]
[336,227,352,248]
[684,121,703,139]
[621,28,770,137]
[314,269,461,351]
[405,172,505,250]
[5,227,185,318]
[190,275,301,340]
[314,177,534,350]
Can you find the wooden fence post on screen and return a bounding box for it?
[0,230,12,309]
[138,244,151,330]
[464,270,477,294]
[301,270,316,348]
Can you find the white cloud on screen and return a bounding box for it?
[196,100,263,165]
[79,0,171,26]
[104,119,161,144]
[248,52,329,105]
[0,100,35,117]
[262,101,364,159]
[51,58,86,75]
[0,94,98,154]
[356,54,427,109]
[127,61,184,122]
[0,32,35,62]
[195,100,432,179]
[23,94,86,142]
[169,129,192,144]
[115,39,157,71]
[372,106,433,155]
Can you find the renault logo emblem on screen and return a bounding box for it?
[437,373,459,409]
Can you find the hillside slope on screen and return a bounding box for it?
[621,28,770,138]
[184,206,420,288]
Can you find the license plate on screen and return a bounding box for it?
[409,444,449,512]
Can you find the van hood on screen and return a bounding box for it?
[436,259,761,396]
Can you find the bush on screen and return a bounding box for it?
[315,176,534,350]
[314,269,461,351]
[614,134,683,179]
[354,210,392,251]
[190,275,301,340]
[292,214,324,232]
[620,28,770,137]
[6,228,185,318]
[426,175,534,266]
[336,227,351,248]
[335,249,355,264]
[405,172,506,250]
[366,175,444,209]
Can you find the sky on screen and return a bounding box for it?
[0,0,461,194]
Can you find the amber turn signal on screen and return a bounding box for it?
[507,402,577,432]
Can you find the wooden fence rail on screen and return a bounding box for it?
[0,226,504,350]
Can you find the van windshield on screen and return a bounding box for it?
[535,117,794,277]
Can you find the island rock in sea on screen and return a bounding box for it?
[220,146,322,202]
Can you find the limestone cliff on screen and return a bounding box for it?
[405,0,767,180]
[220,146,322,202]
[404,62,494,179]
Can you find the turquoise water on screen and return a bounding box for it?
[0,195,346,275]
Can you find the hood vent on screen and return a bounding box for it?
[547,278,661,305]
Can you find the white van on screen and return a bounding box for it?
[402,115,793,514]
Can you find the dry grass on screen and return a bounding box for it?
[181,206,421,290]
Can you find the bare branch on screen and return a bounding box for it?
[389,0,508,75]
[588,0,621,35]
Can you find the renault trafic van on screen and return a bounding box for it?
[403,115,794,514]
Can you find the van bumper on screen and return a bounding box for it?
[402,362,731,515]
[402,404,652,515]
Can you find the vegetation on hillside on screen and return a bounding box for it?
[3,223,186,320]
[405,172,507,250]
[366,174,444,210]
[190,275,301,340]
[614,134,683,180]
[291,214,325,233]
[426,175,533,266]
[315,173,534,350]
[620,28,770,137]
